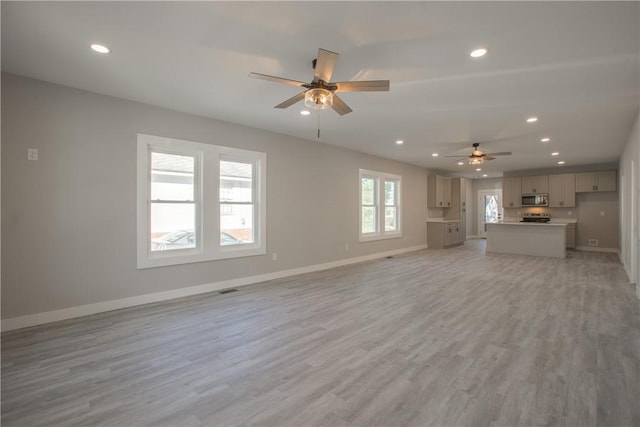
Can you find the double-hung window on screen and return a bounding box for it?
[137,134,266,268]
[219,158,256,247]
[359,169,402,241]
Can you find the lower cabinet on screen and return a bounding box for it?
[428,221,464,249]
[566,223,576,249]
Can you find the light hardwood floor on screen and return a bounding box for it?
[2,240,639,426]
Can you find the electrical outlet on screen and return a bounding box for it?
[27,148,38,161]
[345,243,349,251]
[588,239,599,247]
[272,253,277,261]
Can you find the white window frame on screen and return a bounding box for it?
[359,169,402,242]
[137,134,266,269]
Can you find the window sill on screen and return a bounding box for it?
[359,232,403,243]
[138,247,266,269]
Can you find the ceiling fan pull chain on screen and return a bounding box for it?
[317,110,321,138]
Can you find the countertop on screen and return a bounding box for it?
[550,218,578,224]
[503,217,578,224]
[493,221,567,227]
[426,219,461,223]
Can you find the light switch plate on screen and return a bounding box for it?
[27,148,38,161]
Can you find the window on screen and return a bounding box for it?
[384,178,400,232]
[359,169,402,241]
[219,160,255,246]
[149,152,198,252]
[137,134,266,268]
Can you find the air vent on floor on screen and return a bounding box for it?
[219,288,238,295]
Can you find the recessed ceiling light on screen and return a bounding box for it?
[558,161,565,165]
[476,168,482,171]
[395,140,404,145]
[540,137,550,142]
[90,43,110,54]
[551,152,559,156]
[527,117,538,123]
[483,174,488,177]
[470,48,488,58]
[457,162,464,166]
[300,110,310,116]
[432,153,439,157]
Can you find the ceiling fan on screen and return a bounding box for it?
[446,143,512,165]
[248,48,390,116]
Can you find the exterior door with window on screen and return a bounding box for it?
[478,190,502,238]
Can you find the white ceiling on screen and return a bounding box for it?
[2,1,639,178]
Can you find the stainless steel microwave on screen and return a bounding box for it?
[522,194,549,207]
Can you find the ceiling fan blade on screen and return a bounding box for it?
[484,152,512,156]
[314,48,339,83]
[334,80,390,92]
[485,156,496,161]
[274,91,306,109]
[249,72,307,87]
[331,94,353,116]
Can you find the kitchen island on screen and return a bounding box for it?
[486,222,567,258]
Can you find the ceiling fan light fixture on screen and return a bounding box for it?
[469,157,484,165]
[470,48,488,58]
[304,88,333,110]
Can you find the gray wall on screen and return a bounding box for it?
[1,73,429,319]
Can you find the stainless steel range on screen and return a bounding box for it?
[521,213,550,223]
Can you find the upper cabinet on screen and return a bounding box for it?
[427,175,452,208]
[575,171,617,192]
[502,176,522,208]
[521,175,549,194]
[549,173,576,207]
[444,178,466,222]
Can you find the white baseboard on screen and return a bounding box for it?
[2,244,428,332]
[575,246,619,253]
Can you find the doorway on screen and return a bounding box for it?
[478,190,503,238]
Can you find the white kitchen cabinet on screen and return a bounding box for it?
[427,175,452,208]
[427,221,463,249]
[549,173,576,207]
[521,175,549,194]
[575,171,617,192]
[502,177,522,208]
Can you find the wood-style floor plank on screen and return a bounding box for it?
[2,240,639,426]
